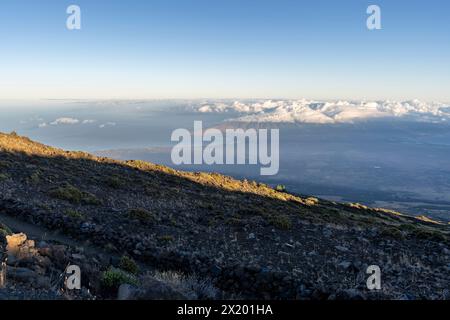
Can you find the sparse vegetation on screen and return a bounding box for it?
[49,184,101,205]
[119,255,139,275]
[415,229,446,242]
[151,271,220,300]
[380,227,404,240]
[275,184,287,192]
[101,267,138,291]
[268,214,292,230]
[28,171,41,184]
[226,217,243,226]
[128,208,154,222]
[64,209,85,219]
[104,176,124,189]
[159,235,174,242]
[0,160,10,169]
[0,223,12,237]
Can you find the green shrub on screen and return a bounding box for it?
[269,214,292,230]
[49,184,101,205]
[0,173,9,181]
[399,223,446,241]
[119,255,139,275]
[399,224,419,232]
[64,209,85,219]
[29,171,41,184]
[159,235,174,242]
[415,229,446,242]
[101,267,138,291]
[380,227,404,239]
[0,161,10,169]
[0,223,12,237]
[128,208,154,222]
[104,176,124,189]
[49,184,83,203]
[275,185,286,192]
[226,217,242,226]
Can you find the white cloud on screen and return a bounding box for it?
[50,117,80,125]
[46,118,98,126]
[99,122,116,128]
[191,99,450,124]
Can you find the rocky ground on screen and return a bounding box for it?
[0,132,449,300]
[0,225,225,300]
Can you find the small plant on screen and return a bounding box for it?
[208,218,216,227]
[29,171,41,184]
[269,214,292,230]
[226,217,243,226]
[0,161,10,169]
[415,229,446,242]
[104,176,124,189]
[0,173,9,181]
[128,208,154,222]
[159,235,174,242]
[399,224,419,233]
[380,227,404,240]
[64,209,84,219]
[49,183,101,205]
[0,223,12,237]
[119,255,139,275]
[101,267,138,291]
[49,184,83,203]
[275,184,286,192]
[152,271,220,300]
[104,243,117,252]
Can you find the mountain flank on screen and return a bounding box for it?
[0,132,449,299]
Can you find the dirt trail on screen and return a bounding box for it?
[1,212,83,247]
[0,211,154,275]
[0,212,114,261]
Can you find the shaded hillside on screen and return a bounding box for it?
[0,132,449,300]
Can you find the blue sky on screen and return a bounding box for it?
[0,0,449,101]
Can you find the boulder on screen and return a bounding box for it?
[117,284,136,300]
[6,233,27,255]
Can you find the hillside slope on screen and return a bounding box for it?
[0,132,449,299]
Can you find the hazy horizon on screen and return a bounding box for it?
[2,98,450,222]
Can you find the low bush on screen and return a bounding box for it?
[128,208,154,222]
[49,184,101,205]
[101,267,138,292]
[119,255,139,275]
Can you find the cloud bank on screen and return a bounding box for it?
[193,99,450,124]
[50,117,80,125]
[99,122,116,129]
[38,118,98,128]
